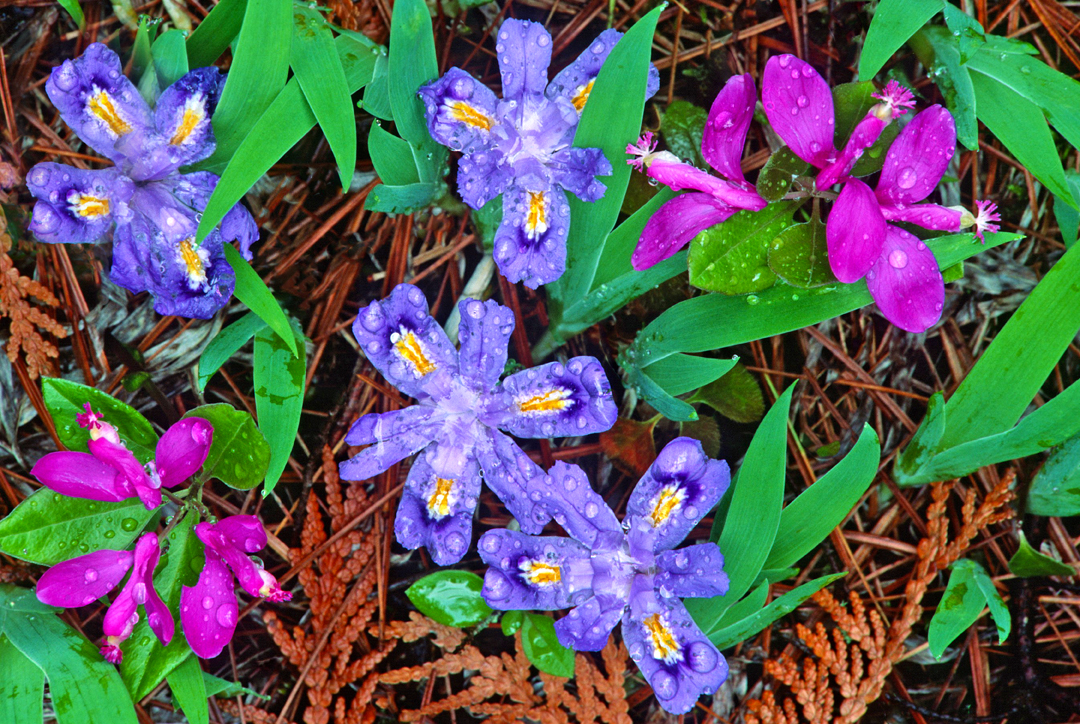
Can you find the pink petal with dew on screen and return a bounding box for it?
[876,105,956,207]
[88,436,154,491]
[31,451,135,502]
[212,515,267,554]
[880,203,963,233]
[36,548,133,608]
[155,417,213,488]
[826,179,888,283]
[181,551,238,659]
[815,114,887,190]
[632,193,737,270]
[701,74,756,184]
[866,225,945,334]
[762,54,835,168]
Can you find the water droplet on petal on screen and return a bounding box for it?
[888,249,909,269]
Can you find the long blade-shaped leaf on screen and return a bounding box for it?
[254,321,307,494]
[186,0,248,68]
[0,635,44,724]
[859,0,941,80]
[224,244,298,357]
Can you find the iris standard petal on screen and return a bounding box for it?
[31,451,135,502]
[351,283,459,399]
[109,213,155,295]
[180,551,238,659]
[826,178,888,283]
[866,225,945,334]
[489,357,617,439]
[532,462,622,548]
[548,147,611,203]
[155,417,213,487]
[877,105,956,207]
[701,74,756,185]
[456,298,514,392]
[25,164,132,245]
[153,67,225,170]
[395,444,482,565]
[495,19,553,103]
[476,430,550,534]
[419,67,501,154]
[545,29,660,113]
[624,437,731,553]
[492,185,569,289]
[655,543,729,599]
[479,529,594,610]
[339,406,438,482]
[632,192,736,270]
[554,594,626,652]
[36,548,134,608]
[762,54,835,169]
[880,202,964,232]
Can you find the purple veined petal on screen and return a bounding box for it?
[148,228,235,320]
[155,418,213,488]
[478,529,594,611]
[476,430,551,534]
[495,19,553,104]
[554,594,626,652]
[880,202,964,232]
[531,462,622,548]
[339,406,438,482]
[456,298,514,392]
[395,444,482,565]
[153,67,225,170]
[624,437,731,553]
[826,178,888,284]
[419,68,501,155]
[701,74,756,185]
[168,170,257,261]
[631,192,736,271]
[143,582,174,647]
[487,357,617,439]
[457,148,512,210]
[815,114,887,190]
[492,185,569,289]
[180,551,238,659]
[36,548,134,608]
[548,147,611,203]
[866,225,945,334]
[25,164,132,245]
[654,543,729,600]
[762,54,835,169]
[877,105,957,207]
[623,586,729,715]
[351,283,460,399]
[45,43,153,164]
[220,202,260,261]
[108,213,156,299]
[31,451,136,502]
[545,29,661,113]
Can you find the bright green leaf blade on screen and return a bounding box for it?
[0,489,156,565]
[1008,531,1075,578]
[184,404,271,490]
[501,610,524,636]
[688,201,796,294]
[291,7,357,191]
[660,100,708,167]
[152,29,189,88]
[859,0,941,80]
[643,354,738,397]
[928,562,986,659]
[167,655,209,724]
[895,392,947,482]
[0,634,44,724]
[908,28,979,150]
[767,217,838,289]
[224,244,298,357]
[58,0,84,29]
[687,362,765,424]
[686,580,768,636]
[405,570,492,627]
[387,0,438,148]
[942,2,986,62]
[359,51,393,120]
[186,0,248,68]
[364,182,441,214]
[368,123,421,186]
[1053,171,1080,248]
[756,147,809,202]
[42,377,158,461]
[831,81,898,176]
[521,613,575,678]
[765,424,880,571]
[590,188,677,290]
[1027,433,1080,517]
[254,321,306,494]
[626,363,699,422]
[197,311,267,391]
[964,559,1010,644]
[202,672,266,699]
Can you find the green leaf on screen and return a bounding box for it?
[965,559,1010,644]
[359,51,393,121]
[767,216,837,289]
[184,404,271,490]
[368,123,421,186]
[908,27,979,149]
[830,81,899,176]
[626,363,699,422]
[254,321,307,494]
[643,354,738,398]
[364,182,442,214]
[520,613,575,678]
[186,0,248,68]
[0,584,138,724]
[689,201,799,294]
[224,245,298,357]
[167,656,209,724]
[928,561,986,659]
[859,0,941,81]
[387,0,439,149]
[197,311,267,391]
[942,2,986,62]
[895,392,946,480]
[660,100,708,167]
[687,580,768,636]
[765,424,880,571]
[0,489,156,566]
[501,610,524,636]
[42,377,158,462]
[152,30,189,88]
[405,570,493,627]
[291,7,357,191]
[202,672,266,699]
[131,16,157,88]
[0,635,44,724]
[1053,171,1080,248]
[756,147,810,203]
[1027,433,1080,517]
[687,362,765,424]
[58,0,84,29]
[1008,532,1075,578]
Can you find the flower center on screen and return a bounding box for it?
[571,80,595,113]
[643,613,683,664]
[525,191,548,240]
[390,329,437,377]
[426,477,455,518]
[647,485,685,527]
[69,193,109,218]
[87,90,131,137]
[170,95,207,145]
[448,101,494,130]
[177,238,209,290]
[516,387,572,414]
[519,559,562,586]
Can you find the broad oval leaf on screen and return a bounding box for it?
[521,612,575,678]
[406,570,493,628]
[689,202,799,294]
[928,561,986,659]
[660,100,708,167]
[768,216,838,289]
[42,377,158,462]
[756,147,809,203]
[1008,532,1075,578]
[184,404,271,490]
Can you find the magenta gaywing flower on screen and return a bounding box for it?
[31,404,213,510]
[25,43,258,319]
[627,74,767,270]
[478,438,731,715]
[418,20,659,288]
[340,283,617,565]
[180,515,290,659]
[37,532,172,663]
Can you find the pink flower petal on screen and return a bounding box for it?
[36,548,133,608]
[31,451,135,502]
[180,551,238,659]
[212,515,267,554]
[826,179,888,283]
[701,74,756,184]
[762,55,835,168]
[876,105,956,207]
[631,193,736,270]
[866,226,944,333]
[155,418,213,488]
[816,114,887,190]
[880,202,963,232]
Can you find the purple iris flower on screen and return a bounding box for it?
[31,404,213,510]
[627,74,767,270]
[340,283,617,565]
[418,20,659,288]
[478,438,730,715]
[25,43,258,319]
[37,532,171,663]
[181,515,291,659]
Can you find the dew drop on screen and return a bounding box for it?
[888,249,909,269]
